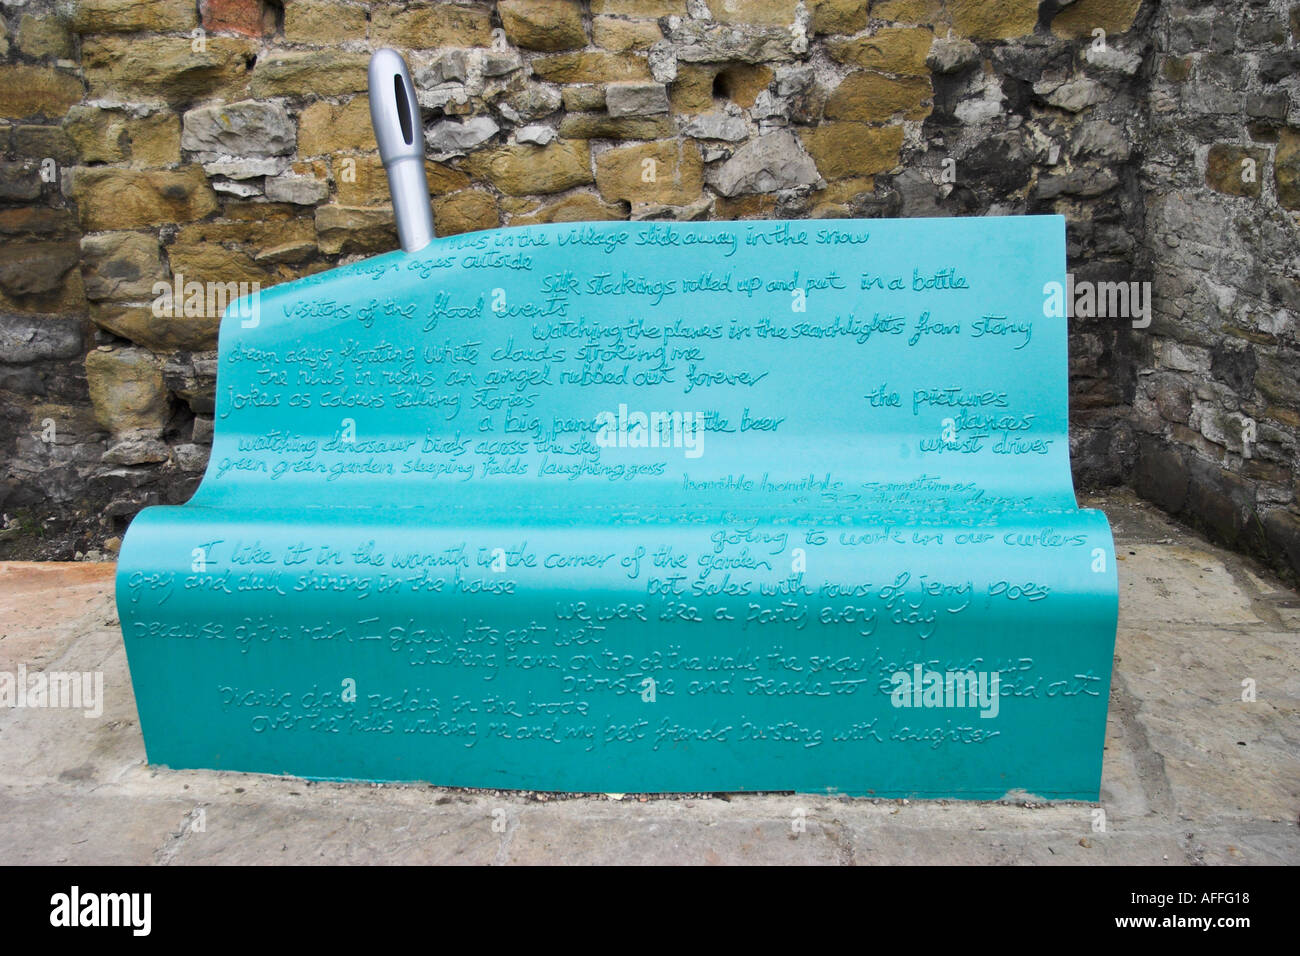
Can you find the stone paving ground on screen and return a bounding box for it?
[0,489,1296,865]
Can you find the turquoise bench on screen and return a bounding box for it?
[116,214,1118,799]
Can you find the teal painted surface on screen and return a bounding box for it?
[117,215,1118,798]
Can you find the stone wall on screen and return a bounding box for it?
[0,0,1297,577]
[1134,0,1300,575]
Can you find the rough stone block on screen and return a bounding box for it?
[595,139,704,205]
[499,1,587,51]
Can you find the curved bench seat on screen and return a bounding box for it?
[117,215,1118,798]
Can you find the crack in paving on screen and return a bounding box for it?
[153,805,204,865]
[823,819,856,865]
[1220,555,1287,629]
[492,810,520,865]
[1108,670,1178,825]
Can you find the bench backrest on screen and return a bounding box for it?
[198,215,1073,521]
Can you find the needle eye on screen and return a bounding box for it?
[394,73,413,146]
